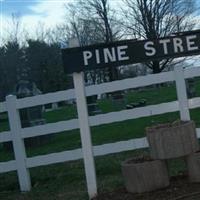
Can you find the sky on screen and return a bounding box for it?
[0,0,200,45]
[1,0,200,67]
[0,0,69,43]
[0,0,121,44]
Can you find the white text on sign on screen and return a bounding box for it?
[83,45,130,66]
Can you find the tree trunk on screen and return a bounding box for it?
[152,61,161,74]
[108,66,119,81]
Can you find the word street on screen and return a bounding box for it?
[62,30,200,74]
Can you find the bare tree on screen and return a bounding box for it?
[84,0,113,43]
[35,22,48,42]
[67,0,119,43]
[5,13,28,46]
[122,0,196,73]
[65,0,121,82]
[1,13,28,96]
[9,13,21,42]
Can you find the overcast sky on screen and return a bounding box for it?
[0,0,69,43]
[1,0,67,23]
[1,0,200,45]
[0,0,122,42]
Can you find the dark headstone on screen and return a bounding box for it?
[15,80,44,128]
[87,95,101,115]
[4,80,51,150]
[186,78,196,98]
[111,92,125,110]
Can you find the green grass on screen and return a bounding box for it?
[126,84,177,104]
[43,105,77,123]
[0,149,188,200]
[0,113,9,132]
[98,84,177,113]
[0,108,197,161]
[1,80,200,199]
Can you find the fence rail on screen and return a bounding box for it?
[0,67,198,113]
[2,128,200,173]
[1,97,200,143]
[1,66,200,197]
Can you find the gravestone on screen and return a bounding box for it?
[87,95,101,115]
[186,78,196,98]
[15,80,45,128]
[111,92,126,110]
[15,80,51,148]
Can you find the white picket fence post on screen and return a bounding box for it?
[174,66,190,121]
[6,95,31,191]
[69,38,97,199]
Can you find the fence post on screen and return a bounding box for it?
[6,95,31,191]
[174,66,190,121]
[69,39,97,199]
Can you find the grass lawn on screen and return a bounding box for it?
[0,149,187,200]
[0,79,200,199]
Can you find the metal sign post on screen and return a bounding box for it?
[69,39,97,199]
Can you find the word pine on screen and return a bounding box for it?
[83,45,130,66]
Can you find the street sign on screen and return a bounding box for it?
[62,30,200,74]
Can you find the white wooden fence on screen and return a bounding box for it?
[1,66,200,198]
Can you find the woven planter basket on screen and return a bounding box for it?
[146,120,199,159]
[121,157,169,193]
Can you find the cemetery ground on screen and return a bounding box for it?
[1,79,200,199]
